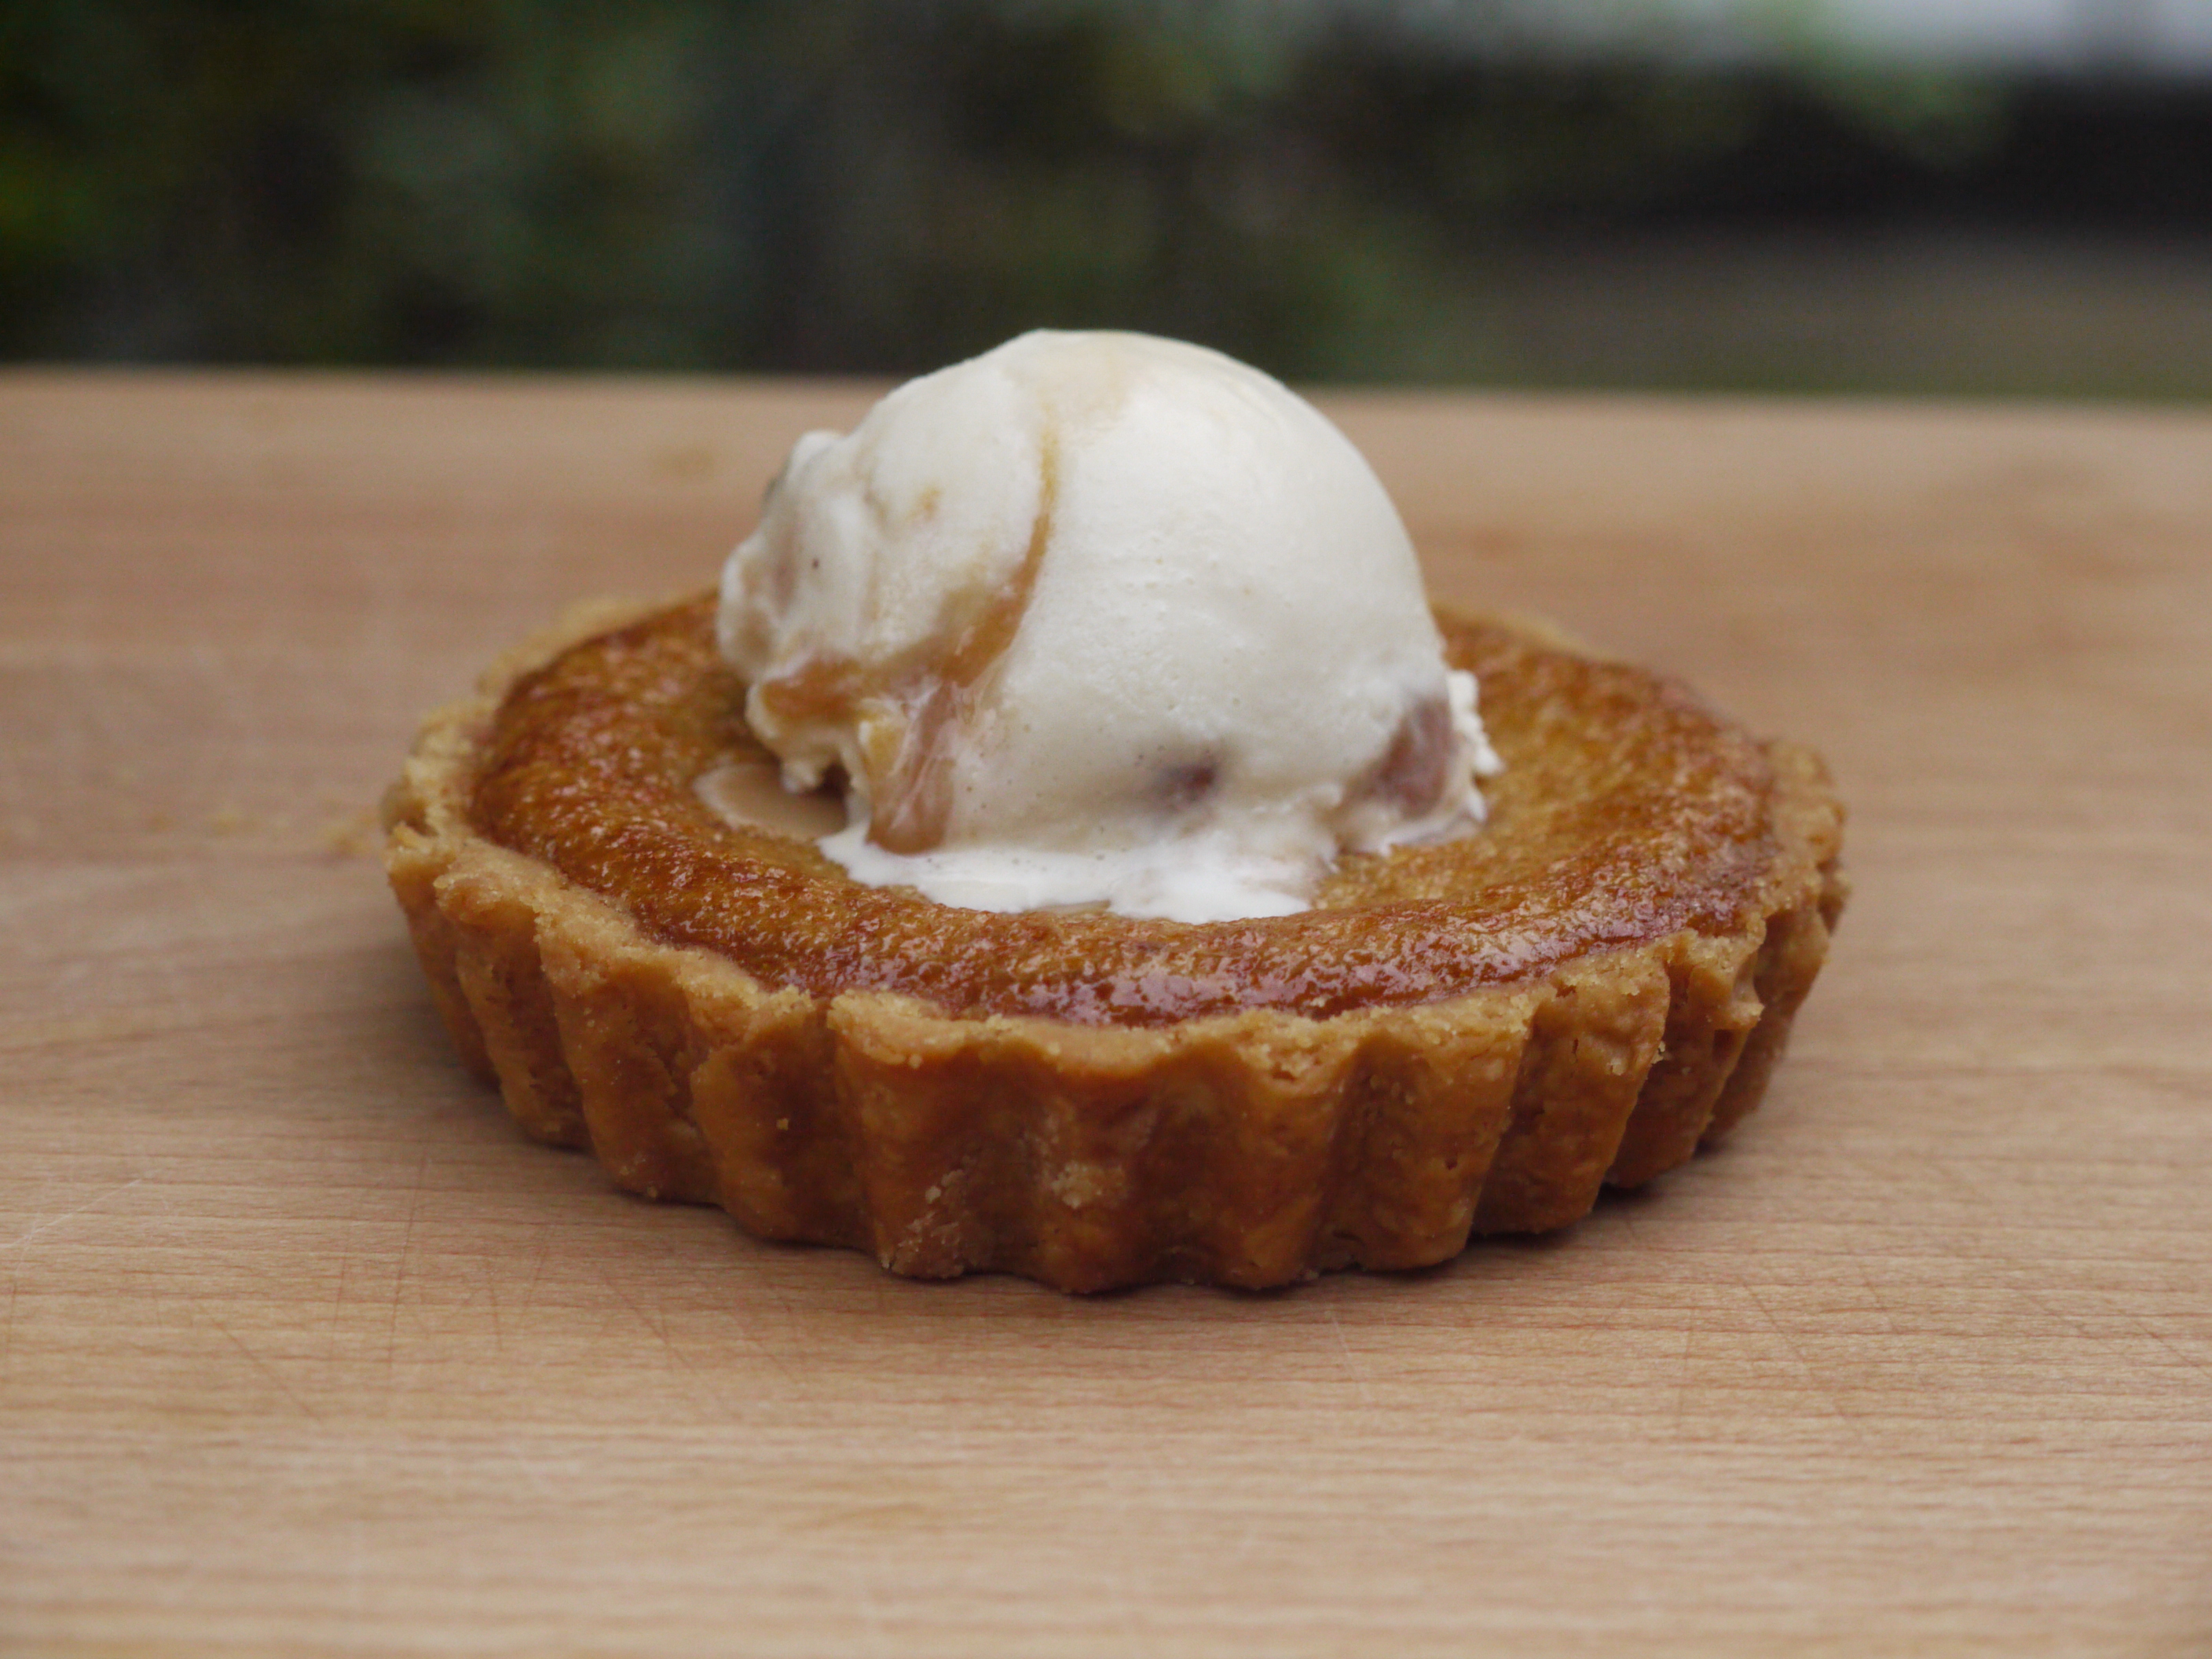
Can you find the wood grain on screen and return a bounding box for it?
[3,370,2208,1657]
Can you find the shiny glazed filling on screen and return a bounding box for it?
[470,595,1779,1026]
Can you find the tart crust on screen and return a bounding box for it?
[384,595,1845,1291]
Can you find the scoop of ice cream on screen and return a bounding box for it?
[715,329,1500,923]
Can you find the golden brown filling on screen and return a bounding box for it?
[470,595,1778,1026]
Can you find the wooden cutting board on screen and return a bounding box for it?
[4,371,2207,1657]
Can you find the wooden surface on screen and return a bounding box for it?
[4,371,2209,1657]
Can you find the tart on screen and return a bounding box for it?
[383,592,1845,1292]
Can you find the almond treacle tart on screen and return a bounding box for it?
[383,593,1844,1291]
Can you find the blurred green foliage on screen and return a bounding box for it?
[2,1,2207,391]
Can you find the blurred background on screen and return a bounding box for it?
[3,0,2208,397]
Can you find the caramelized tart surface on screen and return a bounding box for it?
[468,595,1779,1024]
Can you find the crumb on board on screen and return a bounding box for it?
[319,804,383,859]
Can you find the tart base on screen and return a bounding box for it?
[384,600,1845,1292]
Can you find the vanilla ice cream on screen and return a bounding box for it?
[715,329,1500,923]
